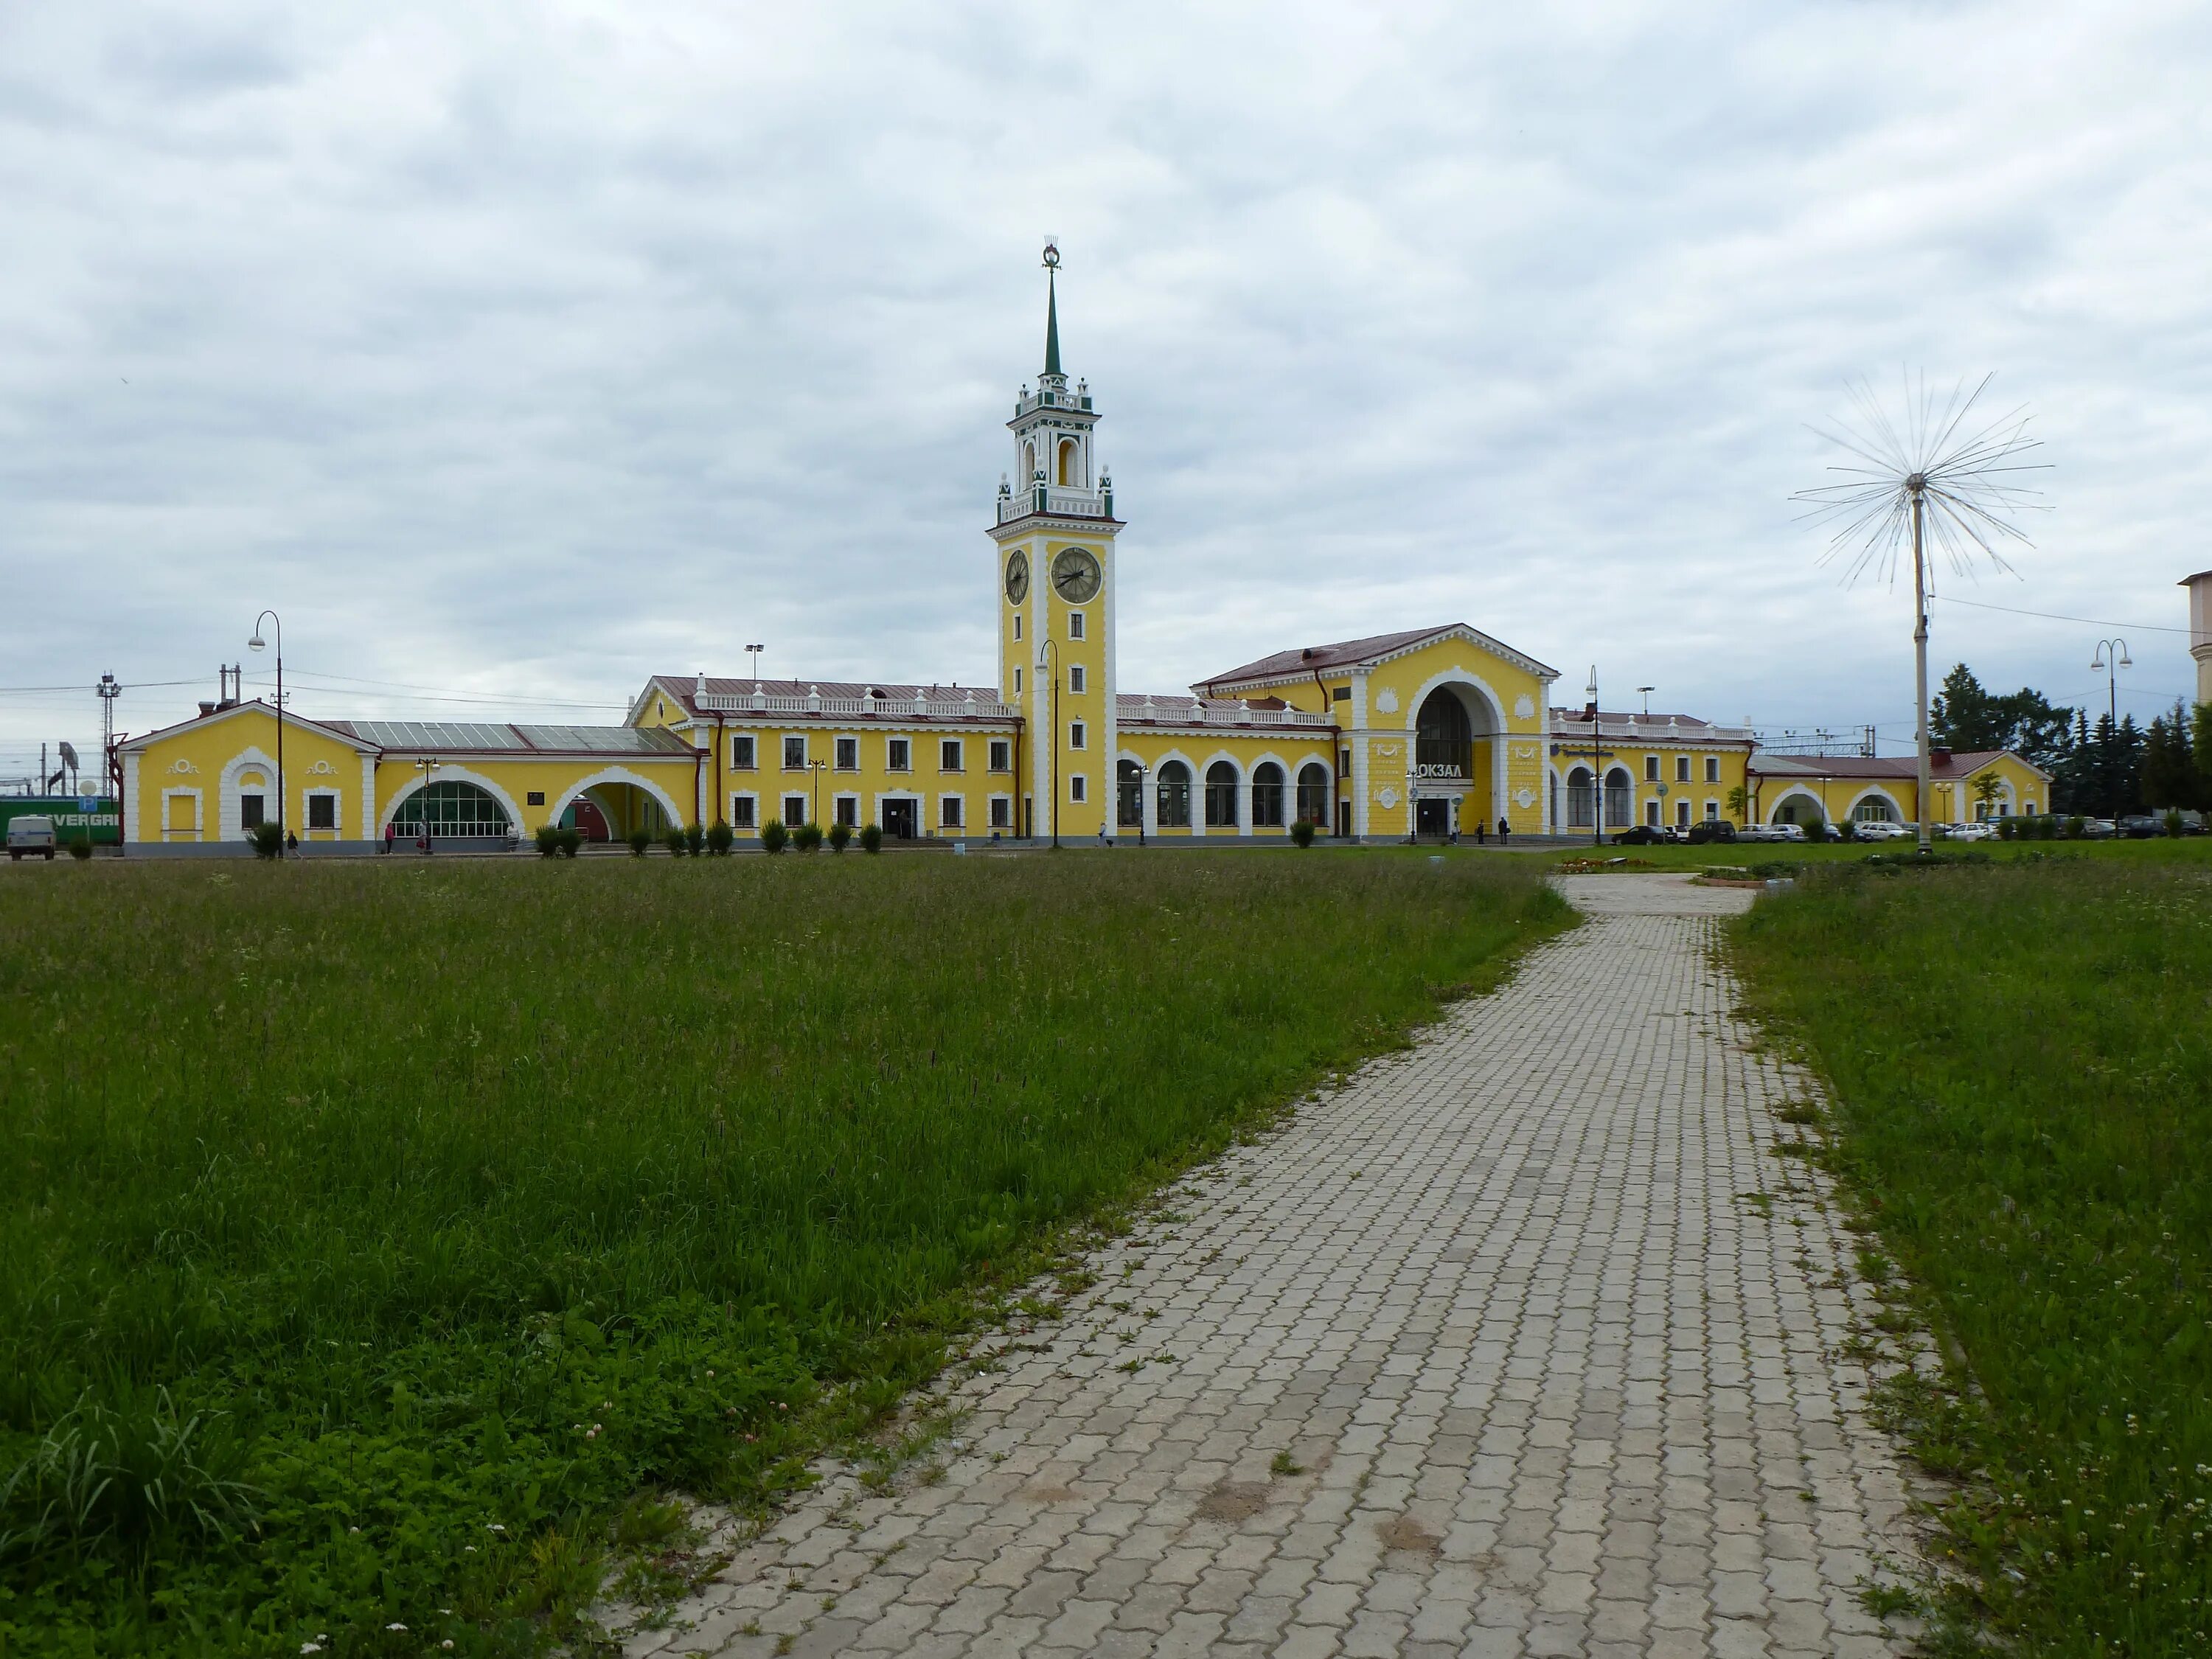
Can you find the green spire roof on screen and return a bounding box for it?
[1043,270,1061,377]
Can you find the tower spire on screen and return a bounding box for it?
[1041,239,1062,378]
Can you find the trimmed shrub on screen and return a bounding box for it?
[557,827,582,858]
[858,823,883,855]
[626,828,653,857]
[705,820,734,855]
[68,838,94,862]
[535,824,561,857]
[1797,811,1827,844]
[760,818,789,855]
[249,822,283,860]
[1290,818,1316,848]
[2065,815,2087,840]
[2166,808,2186,838]
[827,821,853,853]
[662,829,688,857]
[1997,818,2019,841]
[793,821,824,853]
[685,822,706,855]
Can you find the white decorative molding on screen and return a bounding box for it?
[1374,688,1399,714]
[167,757,200,775]
[1514,693,1536,720]
[1513,786,1536,810]
[306,758,337,777]
[1376,785,1399,810]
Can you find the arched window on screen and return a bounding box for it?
[393,779,510,838]
[1057,437,1080,487]
[1603,767,1633,829]
[1116,758,1143,827]
[1155,760,1192,827]
[1251,762,1285,827]
[1851,796,1898,824]
[1414,689,1474,782]
[1204,762,1239,827]
[1565,766,1594,828]
[1295,762,1329,827]
[1025,440,1039,481]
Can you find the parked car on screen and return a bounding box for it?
[2076,817,2116,838]
[1738,822,1805,844]
[7,815,58,860]
[1684,819,1736,846]
[1945,821,1995,842]
[1612,825,1677,846]
[1852,820,1913,841]
[2117,813,2165,840]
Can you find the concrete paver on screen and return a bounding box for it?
[630,873,1921,1657]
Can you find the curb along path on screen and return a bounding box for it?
[633,872,1923,1658]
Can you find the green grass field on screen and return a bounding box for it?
[0,852,1567,1656]
[1733,848,2212,1655]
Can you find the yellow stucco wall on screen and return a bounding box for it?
[1757,754,2051,827]
[1551,740,1754,832]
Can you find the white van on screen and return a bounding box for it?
[7,815,58,860]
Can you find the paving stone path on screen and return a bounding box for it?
[633,873,1924,1658]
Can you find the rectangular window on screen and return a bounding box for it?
[1705,799,1719,821]
[835,737,858,771]
[1676,799,1691,828]
[1705,756,1719,784]
[940,739,963,771]
[1644,754,1660,782]
[731,795,756,828]
[240,793,265,830]
[1068,664,1086,693]
[1013,615,1022,640]
[526,790,546,807]
[308,794,336,830]
[988,740,1010,771]
[941,796,964,829]
[1332,686,1349,702]
[1069,721,1086,750]
[782,794,807,827]
[1675,756,1691,783]
[887,737,910,771]
[783,736,805,770]
[1070,774,1087,802]
[1340,748,1352,773]
[990,796,1011,829]
[732,734,756,770]
[1645,800,1660,827]
[835,796,858,827]
[1068,611,1085,639]
[1014,667,1023,694]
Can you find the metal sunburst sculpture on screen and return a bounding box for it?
[1793,372,2049,852]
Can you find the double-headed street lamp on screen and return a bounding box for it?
[2090,637,2133,818]
[247,611,284,855]
[807,758,829,829]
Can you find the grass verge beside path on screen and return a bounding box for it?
[0,852,1567,1657]
[1733,849,2212,1655]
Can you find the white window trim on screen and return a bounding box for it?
[1068,611,1086,639]
[302,786,344,837]
[834,738,859,771]
[832,790,860,827]
[730,790,758,830]
[782,734,807,771]
[1068,664,1086,694]
[938,792,966,829]
[161,785,204,840]
[731,734,757,771]
[1069,721,1087,751]
[1069,773,1088,803]
[886,737,912,771]
[940,739,964,773]
[987,792,1013,830]
[780,793,809,826]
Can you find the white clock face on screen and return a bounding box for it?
[1051,547,1102,604]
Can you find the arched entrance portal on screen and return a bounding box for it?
[1410,684,1497,838]
[390,779,512,843]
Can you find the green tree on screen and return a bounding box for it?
[2140,702,2197,810]
[1930,663,2074,772]
[1931,664,2002,749]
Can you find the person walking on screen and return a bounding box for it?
[1497,815,1510,845]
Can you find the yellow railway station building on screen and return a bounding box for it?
[116,257,2042,850]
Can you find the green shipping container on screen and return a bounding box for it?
[0,796,122,846]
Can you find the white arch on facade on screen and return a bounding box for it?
[378,765,530,836]
[218,745,280,842]
[1765,787,1826,827]
[538,765,688,835]
[1196,749,1248,835]
[1844,785,1905,824]
[1403,664,1510,826]
[1246,749,1290,832]
[1150,747,1198,832]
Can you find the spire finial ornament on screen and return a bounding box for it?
[1041,237,1062,379]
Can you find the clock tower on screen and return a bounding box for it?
[991,242,1121,841]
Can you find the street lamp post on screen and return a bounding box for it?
[1036,638,1060,849]
[1135,759,1150,847]
[808,759,828,830]
[1585,668,1607,849]
[247,611,283,855]
[2090,637,2132,818]
[411,756,440,852]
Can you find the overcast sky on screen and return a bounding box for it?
[4,1,2209,784]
